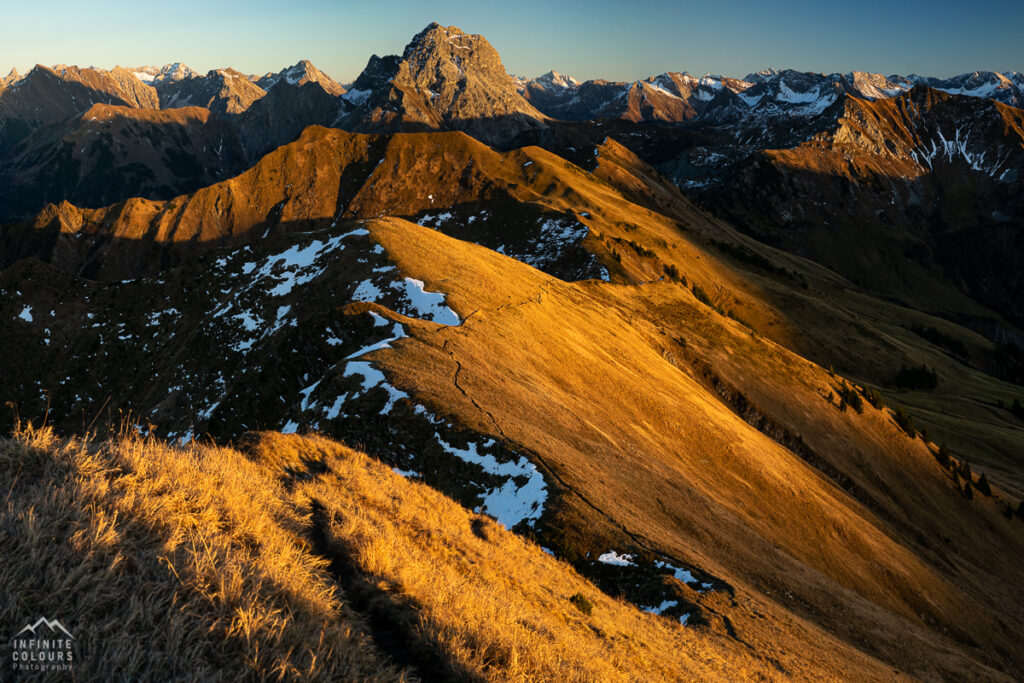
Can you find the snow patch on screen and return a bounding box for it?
[343,361,408,414]
[435,436,547,528]
[598,551,636,567]
[643,600,678,615]
[345,322,407,360]
[390,278,460,325]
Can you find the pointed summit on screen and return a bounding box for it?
[745,68,781,83]
[157,62,198,83]
[157,67,265,114]
[256,60,344,96]
[1,68,20,88]
[535,70,580,90]
[339,23,547,145]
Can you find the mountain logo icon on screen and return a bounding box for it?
[13,617,74,640]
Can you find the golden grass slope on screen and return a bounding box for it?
[362,216,1024,680]
[0,425,857,681]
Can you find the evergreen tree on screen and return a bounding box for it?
[894,364,938,391]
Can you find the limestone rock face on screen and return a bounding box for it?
[341,23,547,145]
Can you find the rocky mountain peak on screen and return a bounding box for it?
[1,68,20,88]
[256,60,344,96]
[154,67,265,114]
[397,23,514,90]
[135,62,199,84]
[339,23,547,145]
[745,68,781,83]
[348,54,402,94]
[535,70,580,89]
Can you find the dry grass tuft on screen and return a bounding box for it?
[0,425,400,681]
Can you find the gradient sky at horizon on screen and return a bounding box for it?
[2,1,1021,83]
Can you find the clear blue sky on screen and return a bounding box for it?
[1,0,1021,83]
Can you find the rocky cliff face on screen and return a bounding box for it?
[339,23,547,145]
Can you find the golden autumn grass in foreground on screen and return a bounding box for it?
[1,425,802,681]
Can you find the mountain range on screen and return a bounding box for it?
[2,21,1023,681]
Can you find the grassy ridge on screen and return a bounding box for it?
[1,426,818,681]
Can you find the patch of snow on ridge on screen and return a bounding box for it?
[392,466,420,478]
[910,125,1012,177]
[242,232,353,297]
[345,321,407,360]
[17,305,33,322]
[800,93,837,114]
[352,279,384,302]
[435,435,547,528]
[391,278,460,325]
[343,361,409,415]
[643,80,680,99]
[936,82,1000,98]
[655,560,715,592]
[598,551,636,567]
[497,216,592,271]
[211,228,370,355]
[776,81,821,104]
[342,89,371,106]
[737,91,763,107]
[643,600,678,615]
[316,313,414,418]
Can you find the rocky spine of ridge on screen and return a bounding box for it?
[0,126,601,281]
[0,67,21,89]
[519,67,1024,125]
[0,58,351,220]
[339,23,548,145]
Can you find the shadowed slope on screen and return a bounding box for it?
[0,104,246,221]
[0,64,159,151]
[714,87,1024,324]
